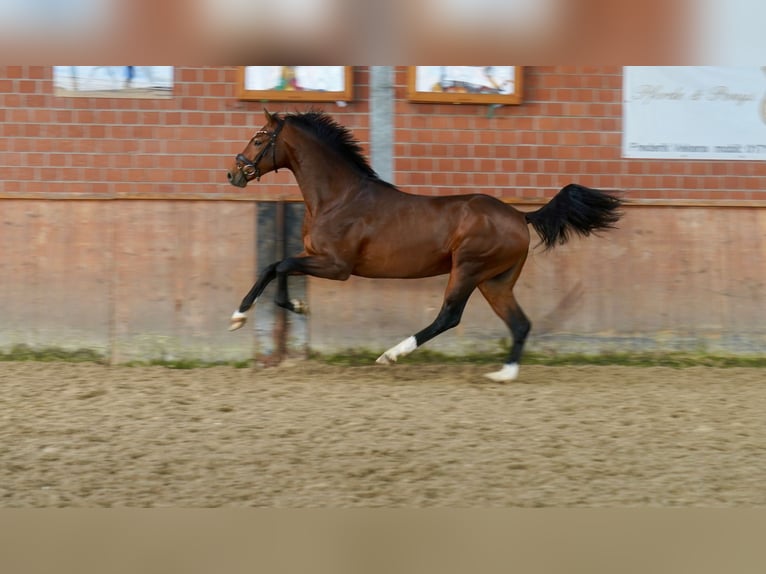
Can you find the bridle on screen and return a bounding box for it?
[235,118,285,181]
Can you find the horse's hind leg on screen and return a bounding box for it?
[478,262,531,382]
[376,267,477,364]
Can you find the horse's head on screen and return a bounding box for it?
[227,109,286,188]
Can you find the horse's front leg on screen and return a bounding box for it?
[228,261,279,331]
[274,254,352,306]
[273,263,310,315]
[229,254,351,331]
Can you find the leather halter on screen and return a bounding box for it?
[235,118,284,181]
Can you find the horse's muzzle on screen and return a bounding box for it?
[227,169,248,188]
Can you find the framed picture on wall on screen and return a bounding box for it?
[53,66,173,98]
[237,66,353,102]
[407,66,523,105]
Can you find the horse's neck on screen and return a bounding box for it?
[284,139,359,215]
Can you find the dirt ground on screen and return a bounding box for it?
[1,360,765,507]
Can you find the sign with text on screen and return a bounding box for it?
[623,67,766,160]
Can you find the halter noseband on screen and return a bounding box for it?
[235,118,284,181]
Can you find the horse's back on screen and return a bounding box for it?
[426,192,529,244]
[346,187,529,279]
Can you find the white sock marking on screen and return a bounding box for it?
[291,299,308,314]
[376,336,417,364]
[484,362,520,382]
[229,309,248,331]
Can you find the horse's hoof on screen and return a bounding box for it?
[291,299,309,315]
[484,363,519,382]
[376,337,416,366]
[229,311,247,331]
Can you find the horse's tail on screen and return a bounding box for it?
[524,183,623,250]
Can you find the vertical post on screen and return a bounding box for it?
[271,200,287,364]
[369,66,395,183]
[251,200,260,365]
[253,201,306,366]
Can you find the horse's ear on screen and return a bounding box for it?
[263,108,281,123]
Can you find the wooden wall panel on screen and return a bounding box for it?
[0,200,112,353]
[1,201,764,361]
[109,200,258,363]
[1,199,258,362]
[308,206,766,356]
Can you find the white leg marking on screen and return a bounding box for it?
[229,309,248,331]
[291,299,309,314]
[376,336,417,365]
[484,362,520,382]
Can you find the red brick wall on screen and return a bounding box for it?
[2,66,765,204]
[0,66,370,199]
[392,66,766,202]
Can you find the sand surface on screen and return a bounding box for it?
[2,361,765,507]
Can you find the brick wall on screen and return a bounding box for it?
[392,66,766,202]
[2,66,765,203]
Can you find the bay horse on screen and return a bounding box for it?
[227,110,622,382]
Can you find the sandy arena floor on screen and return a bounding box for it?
[1,360,765,507]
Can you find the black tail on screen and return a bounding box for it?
[525,183,623,250]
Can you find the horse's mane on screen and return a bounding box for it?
[285,110,390,183]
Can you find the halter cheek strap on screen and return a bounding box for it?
[236,118,284,181]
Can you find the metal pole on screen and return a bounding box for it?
[369,66,394,183]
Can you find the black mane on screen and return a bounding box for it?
[285,110,385,181]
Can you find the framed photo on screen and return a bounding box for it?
[407,66,523,105]
[53,66,173,99]
[237,66,353,102]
